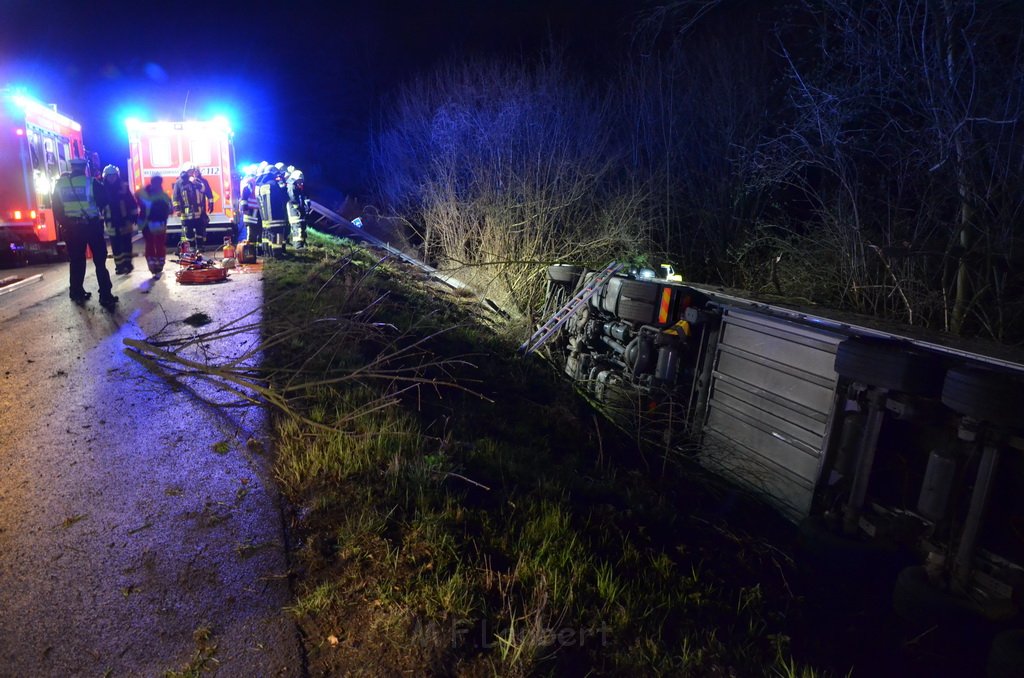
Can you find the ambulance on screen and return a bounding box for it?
[0,89,87,258]
[126,118,237,246]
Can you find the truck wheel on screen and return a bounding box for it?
[942,367,1024,429]
[988,629,1024,678]
[547,265,583,285]
[834,338,944,396]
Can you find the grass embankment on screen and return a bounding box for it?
[261,233,826,676]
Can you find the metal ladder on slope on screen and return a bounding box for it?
[518,261,624,355]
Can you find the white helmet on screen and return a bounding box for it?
[290,170,304,182]
[102,164,120,178]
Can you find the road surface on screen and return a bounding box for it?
[0,251,303,676]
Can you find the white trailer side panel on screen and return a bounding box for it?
[700,309,845,522]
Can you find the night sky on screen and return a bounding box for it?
[2,0,640,192]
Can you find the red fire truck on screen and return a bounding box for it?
[0,89,87,259]
[126,118,237,245]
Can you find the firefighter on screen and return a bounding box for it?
[257,162,289,256]
[100,164,139,274]
[238,168,261,244]
[193,164,215,241]
[172,163,206,251]
[136,175,174,278]
[52,157,117,309]
[286,169,309,248]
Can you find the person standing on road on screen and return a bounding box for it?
[101,164,139,275]
[172,164,206,251]
[194,164,215,242]
[238,168,261,244]
[136,175,173,278]
[52,157,117,309]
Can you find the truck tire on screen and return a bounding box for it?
[988,629,1024,678]
[547,265,583,285]
[942,367,1024,429]
[614,279,660,324]
[834,338,944,396]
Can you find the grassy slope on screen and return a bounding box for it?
[260,233,832,677]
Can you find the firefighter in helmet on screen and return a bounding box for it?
[238,166,261,244]
[257,161,289,256]
[286,169,309,248]
[172,162,207,251]
[52,157,117,308]
[192,164,215,241]
[101,164,139,274]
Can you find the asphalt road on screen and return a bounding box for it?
[0,249,304,676]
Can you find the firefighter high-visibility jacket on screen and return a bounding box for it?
[239,180,261,226]
[286,178,309,226]
[172,174,206,220]
[102,180,140,236]
[258,178,289,228]
[53,172,103,224]
[135,184,173,230]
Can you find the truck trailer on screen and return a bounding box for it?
[125,118,237,246]
[0,89,87,259]
[535,263,1024,671]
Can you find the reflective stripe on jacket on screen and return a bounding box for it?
[172,177,205,219]
[55,174,99,220]
[240,183,261,224]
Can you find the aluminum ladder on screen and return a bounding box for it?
[519,261,624,355]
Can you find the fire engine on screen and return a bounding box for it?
[126,118,237,246]
[0,89,87,258]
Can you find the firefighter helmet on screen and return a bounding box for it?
[290,170,304,182]
[102,164,120,178]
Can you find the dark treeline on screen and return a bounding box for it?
[367,0,1024,343]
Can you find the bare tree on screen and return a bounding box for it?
[621,0,781,282]
[759,0,1024,338]
[371,52,651,314]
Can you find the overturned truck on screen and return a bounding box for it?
[532,262,1024,667]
